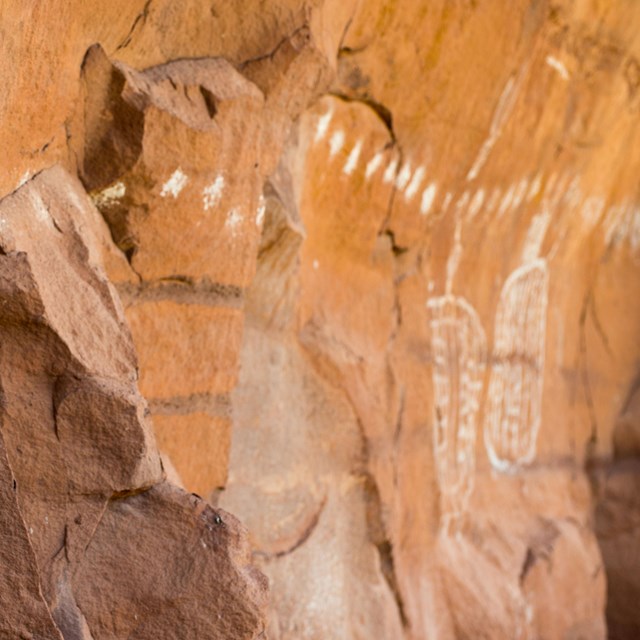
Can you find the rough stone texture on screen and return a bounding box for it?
[0,1,639,639]
[67,33,333,496]
[126,301,244,399]
[0,167,267,638]
[153,413,232,496]
[0,431,63,639]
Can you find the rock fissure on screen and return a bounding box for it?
[115,0,153,53]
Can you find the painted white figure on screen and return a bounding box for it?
[466,66,527,181]
[484,258,549,472]
[428,295,487,522]
[343,139,363,175]
[365,152,384,181]
[329,130,345,158]
[203,174,225,210]
[429,208,487,525]
[545,55,570,81]
[314,106,334,143]
[420,183,437,216]
[161,168,189,198]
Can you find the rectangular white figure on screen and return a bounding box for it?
[428,295,487,518]
[484,259,549,472]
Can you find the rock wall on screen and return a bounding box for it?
[0,1,639,639]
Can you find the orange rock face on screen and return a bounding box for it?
[0,1,639,639]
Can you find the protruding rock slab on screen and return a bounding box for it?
[0,166,268,639]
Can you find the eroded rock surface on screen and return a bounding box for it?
[0,167,267,638]
[0,1,639,639]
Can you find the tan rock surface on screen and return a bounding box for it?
[0,1,638,638]
[0,167,267,638]
[222,2,640,637]
[153,413,231,496]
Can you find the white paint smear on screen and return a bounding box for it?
[564,176,582,210]
[445,217,463,294]
[256,195,266,226]
[442,192,453,213]
[466,71,523,181]
[604,202,640,252]
[91,181,126,208]
[396,163,413,191]
[405,166,426,201]
[521,208,551,263]
[468,189,485,220]
[421,183,438,215]
[603,202,629,246]
[581,196,605,230]
[343,139,363,175]
[225,208,243,233]
[383,158,398,184]
[511,179,529,211]
[498,184,516,217]
[329,130,345,158]
[456,191,470,214]
[528,174,542,201]
[365,152,384,180]
[203,175,225,211]
[315,106,334,143]
[17,171,32,189]
[29,192,54,228]
[161,168,189,198]
[545,55,570,81]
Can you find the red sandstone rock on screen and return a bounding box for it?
[0,1,639,639]
[0,167,267,638]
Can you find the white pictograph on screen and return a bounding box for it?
[484,258,549,472]
[545,55,570,81]
[365,152,384,181]
[343,139,363,175]
[420,183,437,215]
[466,67,527,181]
[161,168,189,198]
[428,295,487,519]
[429,210,487,523]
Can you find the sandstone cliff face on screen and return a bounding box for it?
[0,167,267,638]
[0,1,638,639]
